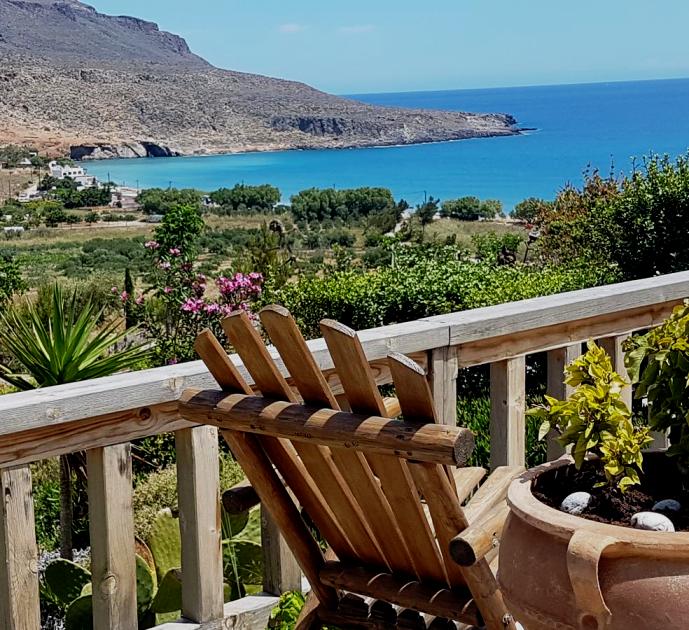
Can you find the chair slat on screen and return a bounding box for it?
[260,306,417,576]
[223,312,387,568]
[410,463,514,630]
[194,329,355,560]
[321,321,448,584]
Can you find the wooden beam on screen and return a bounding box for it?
[489,358,526,469]
[181,390,475,467]
[454,301,680,368]
[427,347,458,426]
[176,426,224,622]
[546,345,581,460]
[0,465,40,630]
[87,444,137,629]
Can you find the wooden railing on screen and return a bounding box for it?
[0,271,687,628]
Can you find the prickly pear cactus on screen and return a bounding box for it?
[44,558,91,607]
[151,567,183,614]
[147,509,181,581]
[221,506,249,539]
[136,554,157,612]
[65,594,93,630]
[223,540,263,588]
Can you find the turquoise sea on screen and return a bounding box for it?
[87,78,689,209]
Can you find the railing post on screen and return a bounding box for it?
[175,426,224,622]
[87,443,137,629]
[0,465,40,630]
[428,347,458,426]
[490,357,526,468]
[261,507,302,595]
[546,345,581,459]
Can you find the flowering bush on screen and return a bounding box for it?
[115,235,263,365]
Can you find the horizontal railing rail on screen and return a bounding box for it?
[0,270,687,629]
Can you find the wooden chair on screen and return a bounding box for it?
[180,306,523,629]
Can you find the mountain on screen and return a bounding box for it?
[0,0,519,159]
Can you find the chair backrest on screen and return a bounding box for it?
[182,306,506,627]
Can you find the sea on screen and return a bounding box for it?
[86,78,689,210]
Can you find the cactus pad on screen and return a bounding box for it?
[151,567,183,614]
[148,508,181,581]
[65,594,93,630]
[44,558,92,607]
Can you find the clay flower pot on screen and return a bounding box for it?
[498,453,689,630]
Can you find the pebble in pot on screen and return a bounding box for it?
[631,511,675,532]
[652,499,682,513]
[560,491,592,515]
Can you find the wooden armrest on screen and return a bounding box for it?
[450,502,509,566]
[462,465,524,522]
[222,477,260,514]
[382,396,401,418]
[451,467,487,503]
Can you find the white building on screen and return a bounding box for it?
[48,161,97,188]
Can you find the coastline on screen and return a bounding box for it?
[73,126,524,162]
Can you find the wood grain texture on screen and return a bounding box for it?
[462,466,524,524]
[489,358,526,469]
[0,465,40,630]
[180,390,474,467]
[319,562,479,625]
[261,308,411,573]
[221,430,338,608]
[175,426,224,622]
[427,347,458,427]
[261,504,302,595]
[409,464,514,630]
[86,443,138,629]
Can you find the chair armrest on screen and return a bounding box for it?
[222,477,261,514]
[450,502,509,566]
[382,396,401,418]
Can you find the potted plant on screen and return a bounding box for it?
[498,305,689,630]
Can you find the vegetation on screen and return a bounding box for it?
[209,183,280,213]
[136,188,203,214]
[440,196,503,220]
[289,186,399,223]
[530,342,652,491]
[535,153,689,279]
[0,252,25,304]
[626,302,689,479]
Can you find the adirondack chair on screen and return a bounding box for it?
[180,306,523,630]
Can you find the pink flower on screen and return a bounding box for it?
[203,302,221,315]
[181,262,193,272]
[120,291,129,302]
[181,298,203,313]
[135,294,144,305]
[163,286,173,294]
[145,240,160,250]
[168,357,178,365]
[169,247,181,256]
[111,286,118,294]
[158,261,171,270]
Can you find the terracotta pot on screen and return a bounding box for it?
[499,453,689,630]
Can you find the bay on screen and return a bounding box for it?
[87,78,689,210]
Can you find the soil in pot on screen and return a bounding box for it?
[532,455,689,530]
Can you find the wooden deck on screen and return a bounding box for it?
[0,271,687,628]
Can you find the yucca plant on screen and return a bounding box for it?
[0,284,150,558]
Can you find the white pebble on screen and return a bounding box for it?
[560,492,592,515]
[631,511,675,532]
[653,499,682,513]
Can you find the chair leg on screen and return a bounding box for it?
[295,591,325,630]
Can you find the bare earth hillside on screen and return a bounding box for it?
[0,0,519,159]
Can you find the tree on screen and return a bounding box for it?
[0,285,149,558]
[416,196,440,234]
[289,187,396,223]
[136,188,203,214]
[84,211,100,225]
[209,184,280,213]
[440,196,481,220]
[0,253,25,305]
[44,205,68,227]
[153,204,205,257]
[123,268,136,329]
[480,199,503,219]
[513,197,549,223]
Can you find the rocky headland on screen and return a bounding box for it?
[0,0,520,160]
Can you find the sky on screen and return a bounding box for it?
[88,0,689,94]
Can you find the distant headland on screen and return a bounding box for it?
[0,0,520,160]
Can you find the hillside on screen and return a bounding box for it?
[0,0,519,159]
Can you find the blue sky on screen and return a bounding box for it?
[88,0,689,94]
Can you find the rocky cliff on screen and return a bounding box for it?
[0,0,519,159]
